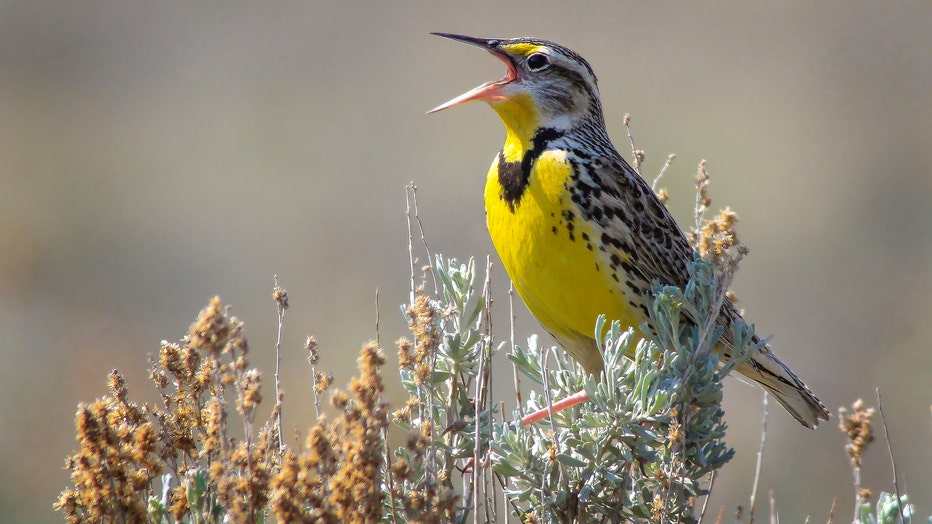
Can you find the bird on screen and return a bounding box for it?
[428,33,829,428]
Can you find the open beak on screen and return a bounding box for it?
[427,33,516,113]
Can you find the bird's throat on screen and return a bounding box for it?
[496,126,565,212]
[492,93,539,163]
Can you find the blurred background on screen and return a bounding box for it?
[1,1,930,522]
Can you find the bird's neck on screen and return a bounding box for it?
[491,94,542,163]
[493,99,610,163]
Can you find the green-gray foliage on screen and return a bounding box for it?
[391,254,757,523]
[857,492,916,524]
[494,255,756,523]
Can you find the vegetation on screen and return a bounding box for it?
[56,154,918,522]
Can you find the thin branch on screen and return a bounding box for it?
[623,113,643,174]
[485,261,498,524]
[479,256,494,406]
[384,424,399,524]
[410,182,439,295]
[876,388,906,524]
[474,256,494,524]
[652,153,676,191]
[375,288,380,348]
[698,470,717,523]
[306,336,322,420]
[509,283,522,417]
[493,466,523,520]
[405,184,417,304]
[693,160,710,234]
[272,275,288,454]
[748,392,769,524]
[540,348,559,445]
[852,445,863,522]
[500,399,511,524]
[768,490,777,524]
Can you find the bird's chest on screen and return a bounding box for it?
[484,151,638,339]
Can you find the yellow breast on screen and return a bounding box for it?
[484,151,641,373]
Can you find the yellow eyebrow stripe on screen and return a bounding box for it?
[503,43,544,56]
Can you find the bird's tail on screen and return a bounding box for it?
[737,344,830,429]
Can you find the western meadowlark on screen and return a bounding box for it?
[429,33,830,428]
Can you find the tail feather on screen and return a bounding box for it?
[737,344,830,429]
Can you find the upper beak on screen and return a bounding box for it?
[427,33,516,114]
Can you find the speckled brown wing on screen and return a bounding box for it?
[571,151,829,428]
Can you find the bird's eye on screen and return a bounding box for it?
[526,53,550,71]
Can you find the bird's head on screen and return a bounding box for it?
[429,33,603,139]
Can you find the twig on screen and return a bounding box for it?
[306,336,322,420]
[876,388,906,524]
[652,153,676,191]
[540,348,559,445]
[852,447,863,521]
[500,399,511,524]
[509,283,522,417]
[409,182,439,295]
[474,256,494,524]
[486,265,498,524]
[404,185,442,485]
[480,256,494,406]
[537,346,562,504]
[384,424,399,524]
[698,470,717,523]
[272,275,288,453]
[749,392,769,524]
[405,184,417,304]
[623,113,643,173]
[768,490,777,524]
[826,497,836,524]
[375,288,380,348]
[493,467,522,521]
[694,160,710,233]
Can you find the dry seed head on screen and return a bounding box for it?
[272,285,289,310]
[170,484,188,520]
[522,511,541,524]
[667,419,683,444]
[397,336,414,368]
[314,371,333,394]
[838,399,875,469]
[331,391,349,409]
[414,363,432,384]
[56,375,164,522]
[107,370,127,401]
[306,336,320,365]
[323,343,389,523]
[237,369,263,417]
[634,149,646,168]
[695,160,712,211]
[392,458,413,481]
[406,295,441,380]
[393,396,420,424]
[695,206,748,275]
[188,297,240,355]
[651,492,666,521]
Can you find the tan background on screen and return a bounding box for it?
[2,1,930,522]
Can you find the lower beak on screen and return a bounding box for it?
[428,33,516,114]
